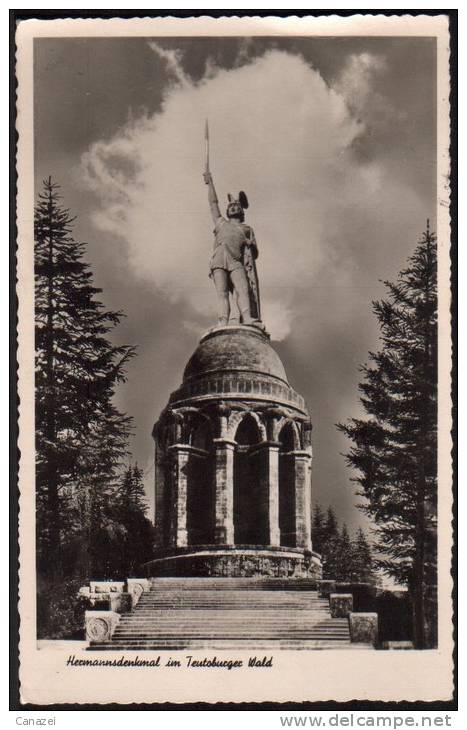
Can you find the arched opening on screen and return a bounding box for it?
[191,418,212,451]
[233,414,266,545]
[279,422,297,547]
[186,416,215,545]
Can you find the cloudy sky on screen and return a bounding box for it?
[34,35,436,533]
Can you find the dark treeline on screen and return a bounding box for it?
[312,504,376,584]
[35,179,154,637]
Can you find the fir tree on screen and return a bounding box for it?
[338,224,437,647]
[321,507,340,579]
[351,527,374,583]
[35,178,136,581]
[114,465,154,575]
[324,506,339,542]
[311,503,326,554]
[335,524,354,581]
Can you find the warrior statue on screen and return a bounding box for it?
[203,122,262,328]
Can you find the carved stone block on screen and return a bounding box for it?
[90,581,125,594]
[127,578,150,607]
[85,610,120,643]
[87,593,112,608]
[330,593,353,618]
[349,612,378,646]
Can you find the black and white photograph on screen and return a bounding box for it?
[15,13,453,705]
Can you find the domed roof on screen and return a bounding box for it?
[183,325,288,384]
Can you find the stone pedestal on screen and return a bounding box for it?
[349,612,379,646]
[127,578,150,607]
[85,611,120,644]
[330,593,353,618]
[143,545,322,579]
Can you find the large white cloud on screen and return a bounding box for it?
[80,48,424,340]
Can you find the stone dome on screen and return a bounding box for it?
[183,325,288,384]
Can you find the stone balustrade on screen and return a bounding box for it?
[79,578,150,615]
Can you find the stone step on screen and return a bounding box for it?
[94,636,351,643]
[141,600,326,604]
[116,626,347,632]
[116,627,347,632]
[146,589,322,596]
[148,579,319,592]
[119,618,346,625]
[139,595,327,602]
[93,581,359,651]
[115,623,348,629]
[89,639,361,650]
[126,614,338,621]
[115,621,349,634]
[114,624,349,636]
[113,628,350,635]
[123,616,344,621]
[114,627,349,639]
[138,600,329,611]
[136,601,329,614]
[145,586,321,591]
[136,601,329,613]
[139,599,328,604]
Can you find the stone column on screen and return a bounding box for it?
[153,441,168,547]
[168,444,190,548]
[257,442,281,546]
[213,438,235,544]
[292,451,312,550]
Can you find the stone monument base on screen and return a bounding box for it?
[143,545,322,580]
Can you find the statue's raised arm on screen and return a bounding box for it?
[203,171,221,224]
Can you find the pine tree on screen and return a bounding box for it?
[119,465,149,515]
[321,507,340,579]
[35,178,136,581]
[338,224,437,647]
[351,528,374,583]
[311,503,326,554]
[114,465,154,575]
[324,506,339,542]
[336,524,354,581]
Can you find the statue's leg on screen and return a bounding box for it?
[229,288,241,324]
[212,268,230,326]
[230,267,254,324]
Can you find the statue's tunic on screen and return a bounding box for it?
[210,216,257,275]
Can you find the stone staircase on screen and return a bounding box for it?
[89,577,365,651]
